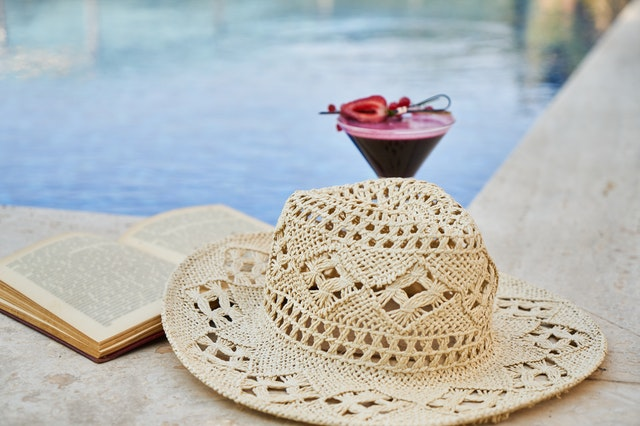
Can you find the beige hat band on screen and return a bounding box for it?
[266,240,497,374]
[265,287,494,373]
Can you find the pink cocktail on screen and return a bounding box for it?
[338,111,455,178]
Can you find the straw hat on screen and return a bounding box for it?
[162,179,606,425]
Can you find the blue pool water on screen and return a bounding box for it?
[0,0,625,224]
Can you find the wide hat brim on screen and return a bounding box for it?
[162,232,606,426]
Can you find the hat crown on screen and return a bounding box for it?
[265,179,497,373]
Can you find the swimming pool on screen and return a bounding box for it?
[0,0,625,224]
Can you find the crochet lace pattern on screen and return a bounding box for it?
[163,179,606,425]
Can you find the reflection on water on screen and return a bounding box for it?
[513,0,628,86]
[0,0,628,223]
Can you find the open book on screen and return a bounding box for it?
[0,205,272,363]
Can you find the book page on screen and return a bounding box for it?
[0,233,175,342]
[120,205,273,263]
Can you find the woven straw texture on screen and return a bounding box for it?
[162,179,606,425]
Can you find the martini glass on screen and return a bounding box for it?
[338,98,455,178]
